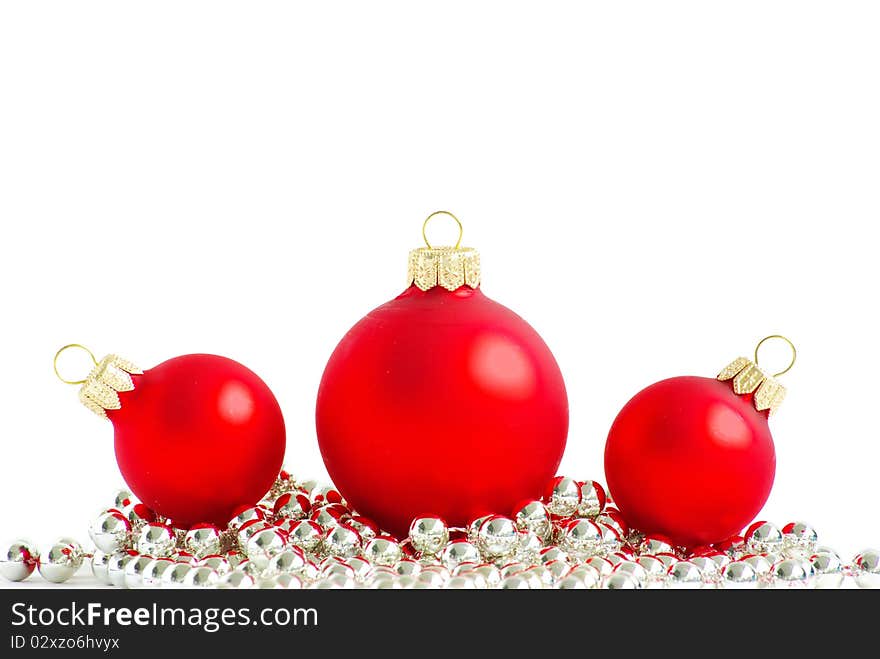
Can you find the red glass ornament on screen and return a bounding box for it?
[107,354,285,527]
[317,284,568,537]
[604,376,775,548]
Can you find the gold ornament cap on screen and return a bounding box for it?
[54,344,142,419]
[717,335,796,415]
[407,211,481,291]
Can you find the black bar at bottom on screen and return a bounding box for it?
[0,588,871,653]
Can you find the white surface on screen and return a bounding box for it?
[1,1,879,578]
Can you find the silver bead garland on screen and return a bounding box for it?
[2,469,878,589]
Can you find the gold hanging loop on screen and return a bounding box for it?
[422,210,463,249]
[53,344,98,385]
[754,335,797,378]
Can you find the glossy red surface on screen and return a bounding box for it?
[316,285,569,537]
[604,376,775,547]
[109,354,286,527]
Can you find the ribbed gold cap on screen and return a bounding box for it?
[54,344,142,419]
[406,211,481,291]
[716,335,796,415]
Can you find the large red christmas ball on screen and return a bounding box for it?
[316,285,568,537]
[109,354,285,527]
[604,376,775,547]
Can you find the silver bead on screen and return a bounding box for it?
[441,539,480,570]
[745,521,783,554]
[594,513,625,539]
[38,541,80,584]
[543,559,571,582]
[367,573,395,589]
[320,560,355,581]
[577,480,606,517]
[782,521,818,555]
[810,552,844,589]
[721,560,758,588]
[236,520,264,548]
[55,537,85,569]
[90,550,111,585]
[113,490,134,509]
[539,546,570,566]
[500,575,531,589]
[640,536,676,556]
[162,562,193,588]
[711,553,731,571]
[184,566,219,588]
[347,556,373,582]
[584,556,615,578]
[515,531,543,564]
[89,511,131,554]
[567,564,600,588]
[107,551,134,588]
[264,573,303,589]
[288,520,323,552]
[462,563,501,588]
[136,523,176,557]
[613,560,648,587]
[468,515,491,544]
[636,555,667,582]
[311,507,344,529]
[772,558,811,587]
[689,556,720,581]
[500,562,526,578]
[324,524,362,559]
[854,548,880,589]
[560,519,602,556]
[171,551,197,565]
[1,539,38,582]
[266,548,306,575]
[524,565,554,588]
[447,576,478,589]
[348,517,379,543]
[309,484,343,507]
[365,537,403,567]
[603,572,639,589]
[301,560,320,581]
[198,555,231,575]
[477,516,519,558]
[667,561,704,588]
[123,503,156,530]
[218,571,255,589]
[409,517,449,555]
[123,554,153,589]
[393,559,422,577]
[598,523,622,554]
[418,570,448,588]
[227,506,265,530]
[519,568,546,589]
[245,527,288,569]
[557,575,588,589]
[742,553,773,576]
[514,500,552,541]
[142,558,175,587]
[183,524,221,558]
[224,550,245,569]
[544,476,581,517]
[273,492,311,520]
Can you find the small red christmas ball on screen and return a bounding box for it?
[316,215,568,537]
[58,346,286,529]
[109,354,285,527]
[605,375,776,548]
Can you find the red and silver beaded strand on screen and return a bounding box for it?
[2,470,878,589]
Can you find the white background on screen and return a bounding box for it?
[1,1,878,578]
